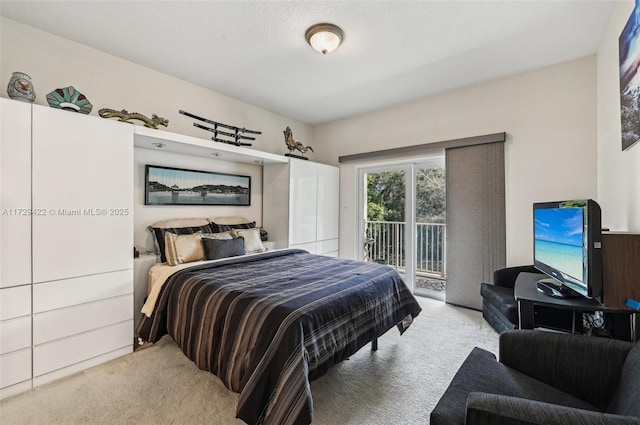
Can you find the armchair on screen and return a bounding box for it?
[430,330,640,425]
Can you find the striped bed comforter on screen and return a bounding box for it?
[136,249,422,425]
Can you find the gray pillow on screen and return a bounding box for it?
[202,237,245,260]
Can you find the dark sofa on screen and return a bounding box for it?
[430,330,640,425]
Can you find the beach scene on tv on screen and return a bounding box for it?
[534,207,585,283]
[146,166,250,206]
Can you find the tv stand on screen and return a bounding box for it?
[536,278,581,299]
[515,272,637,341]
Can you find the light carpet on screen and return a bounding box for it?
[0,297,499,425]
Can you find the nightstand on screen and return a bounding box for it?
[133,253,158,330]
[262,241,275,251]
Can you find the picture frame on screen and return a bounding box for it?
[619,3,640,151]
[145,164,251,206]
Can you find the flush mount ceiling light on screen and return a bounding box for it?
[305,23,344,55]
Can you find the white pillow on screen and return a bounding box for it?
[231,228,266,254]
[164,231,204,266]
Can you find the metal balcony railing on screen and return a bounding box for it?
[364,221,446,277]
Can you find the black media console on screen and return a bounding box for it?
[514,272,637,342]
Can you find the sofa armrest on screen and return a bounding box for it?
[492,265,538,288]
[466,393,640,425]
[499,330,633,410]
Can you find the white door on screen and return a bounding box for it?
[31,105,133,282]
[288,159,318,247]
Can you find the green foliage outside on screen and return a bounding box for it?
[366,168,446,223]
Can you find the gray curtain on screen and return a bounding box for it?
[445,142,506,310]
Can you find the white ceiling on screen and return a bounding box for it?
[1,1,615,125]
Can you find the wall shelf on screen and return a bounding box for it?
[134,126,288,165]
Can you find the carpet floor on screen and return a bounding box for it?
[0,297,499,425]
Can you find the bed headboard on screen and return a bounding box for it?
[150,217,252,228]
[210,216,252,225]
[150,217,210,228]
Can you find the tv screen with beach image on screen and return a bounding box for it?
[534,207,584,282]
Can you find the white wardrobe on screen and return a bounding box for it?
[0,99,134,399]
[263,158,339,256]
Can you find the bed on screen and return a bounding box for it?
[136,218,421,425]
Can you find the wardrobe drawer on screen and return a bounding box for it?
[290,241,317,254]
[317,238,339,255]
[0,285,30,321]
[33,294,133,345]
[0,348,31,389]
[33,269,132,313]
[0,316,31,355]
[33,320,132,377]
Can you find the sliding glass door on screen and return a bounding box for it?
[358,156,445,298]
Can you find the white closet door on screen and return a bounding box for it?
[31,105,133,283]
[1,98,32,288]
[288,159,318,246]
[316,163,339,242]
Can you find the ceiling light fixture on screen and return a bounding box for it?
[305,23,344,55]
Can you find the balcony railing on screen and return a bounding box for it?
[364,221,446,277]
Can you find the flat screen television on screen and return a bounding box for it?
[533,199,603,299]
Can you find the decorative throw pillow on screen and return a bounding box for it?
[202,237,245,261]
[201,231,234,240]
[149,224,214,263]
[164,231,205,266]
[231,228,267,254]
[210,221,256,233]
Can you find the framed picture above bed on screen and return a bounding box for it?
[145,164,251,206]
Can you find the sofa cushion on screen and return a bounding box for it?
[430,347,599,425]
[481,283,518,325]
[482,302,517,334]
[607,342,640,417]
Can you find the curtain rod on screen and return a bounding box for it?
[338,132,506,164]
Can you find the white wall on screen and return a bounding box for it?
[314,56,598,266]
[5,15,632,267]
[0,18,312,153]
[1,17,310,250]
[597,1,640,233]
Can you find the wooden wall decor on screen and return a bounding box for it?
[602,232,640,309]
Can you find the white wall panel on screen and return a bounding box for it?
[289,160,317,245]
[0,98,32,288]
[316,163,340,242]
[31,105,133,283]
